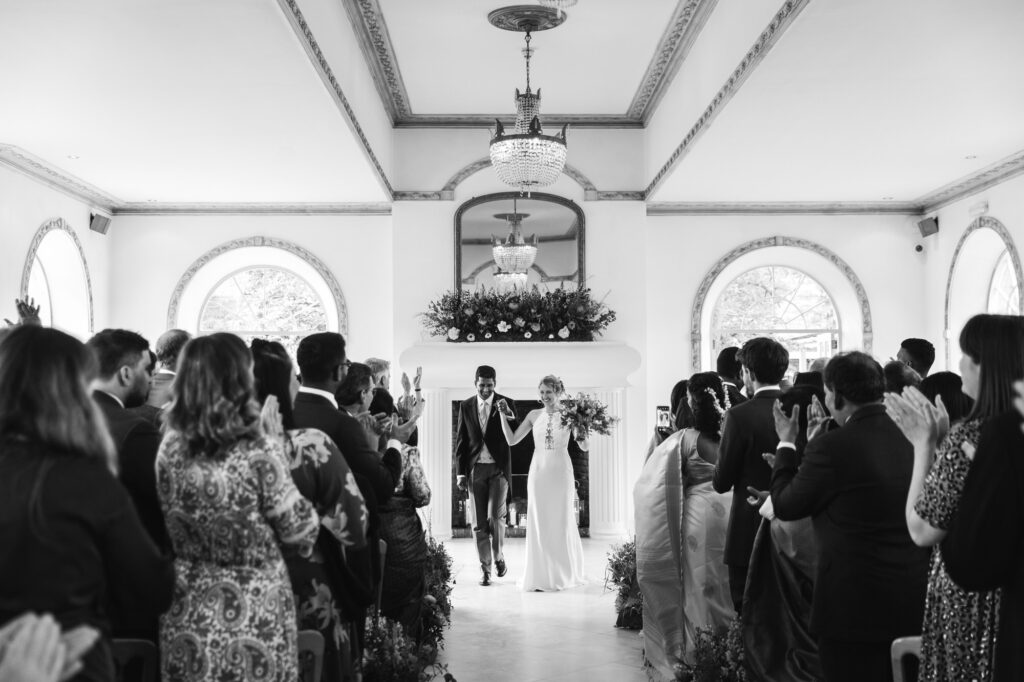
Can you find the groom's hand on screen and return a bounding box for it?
[456,475,468,492]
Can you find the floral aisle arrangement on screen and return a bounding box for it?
[559,393,619,438]
[421,286,616,343]
[420,535,454,661]
[674,619,748,682]
[606,540,642,630]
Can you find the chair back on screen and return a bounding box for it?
[890,635,922,682]
[297,629,325,682]
[111,639,158,682]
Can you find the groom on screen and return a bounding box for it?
[455,365,515,586]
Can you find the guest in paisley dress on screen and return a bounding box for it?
[887,314,1024,681]
[157,333,320,682]
[251,339,369,682]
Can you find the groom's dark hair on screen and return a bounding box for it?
[475,365,496,381]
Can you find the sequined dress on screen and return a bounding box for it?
[521,410,585,591]
[914,419,1001,681]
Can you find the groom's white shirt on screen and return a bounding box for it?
[476,395,496,464]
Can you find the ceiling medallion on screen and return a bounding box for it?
[488,5,568,194]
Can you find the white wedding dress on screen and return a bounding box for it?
[521,409,586,591]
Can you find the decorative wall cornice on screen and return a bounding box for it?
[647,201,921,216]
[627,0,717,123]
[0,144,121,213]
[275,0,394,197]
[689,235,872,372]
[345,0,715,128]
[918,149,1024,214]
[115,202,392,216]
[645,0,811,198]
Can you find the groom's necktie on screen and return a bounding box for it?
[479,402,489,431]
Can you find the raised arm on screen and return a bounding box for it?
[500,403,536,446]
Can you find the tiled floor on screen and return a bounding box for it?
[435,536,648,682]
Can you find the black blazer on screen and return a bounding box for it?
[713,389,783,566]
[942,410,1024,682]
[93,391,168,552]
[771,404,929,642]
[454,394,515,481]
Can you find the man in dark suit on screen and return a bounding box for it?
[87,329,168,643]
[146,328,191,408]
[942,401,1024,682]
[291,333,404,644]
[716,346,748,408]
[455,365,516,586]
[713,337,789,612]
[771,352,929,682]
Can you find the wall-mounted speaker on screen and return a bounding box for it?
[917,216,939,237]
[89,213,111,235]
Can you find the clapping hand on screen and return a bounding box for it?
[0,614,66,682]
[772,400,800,443]
[746,486,769,507]
[806,395,829,441]
[885,386,949,450]
[4,297,41,327]
[259,395,284,441]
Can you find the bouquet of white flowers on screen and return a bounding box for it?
[559,393,618,438]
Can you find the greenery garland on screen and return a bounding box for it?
[605,540,643,630]
[421,286,616,342]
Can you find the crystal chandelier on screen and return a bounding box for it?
[489,21,567,193]
[493,271,529,291]
[492,202,538,273]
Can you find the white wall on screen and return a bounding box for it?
[106,213,394,362]
[0,165,112,337]
[925,172,1024,370]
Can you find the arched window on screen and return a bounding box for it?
[987,249,1020,314]
[711,266,839,377]
[21,218,94,338]
[168,237,348,356]
[199,266,329,357]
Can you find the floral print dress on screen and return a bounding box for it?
[157,432,320,682]
[914,419,1001,681]
[280,428,368,682]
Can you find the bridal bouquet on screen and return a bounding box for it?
[560,393,618,438]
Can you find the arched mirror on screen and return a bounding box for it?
[455,192,585,291]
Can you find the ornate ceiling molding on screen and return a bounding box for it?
[689,235,873,372]
[645,0,811,198]
[627,0,717,123]
[918,149,1024,214]
[0,144,121,213]
[115,202,391,215]
[647,201,921,216]
[275,0,394,197]
[345,0,716,128]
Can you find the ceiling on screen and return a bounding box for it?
[1,0,1022,211]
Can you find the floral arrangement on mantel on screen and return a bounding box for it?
[421,286,616,343]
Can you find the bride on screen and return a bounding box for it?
[498,375,587,591]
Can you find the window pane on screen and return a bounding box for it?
[199,267,328,358]
[712,266,839,377]
[987,250,1020,315]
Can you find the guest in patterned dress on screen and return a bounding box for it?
[250,339,369,682]
[157,333,320,682]
[886,314,1024,681]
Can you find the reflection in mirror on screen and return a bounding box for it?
[455,192,584,292]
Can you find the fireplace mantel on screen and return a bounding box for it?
[399,341,641,393]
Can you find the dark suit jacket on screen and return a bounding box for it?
[771,404,929,642]
[454,394,515,482]
[942,410,1024,681]
[93,391,168,552]
[146,371,174,408]
[713,388,782,567]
